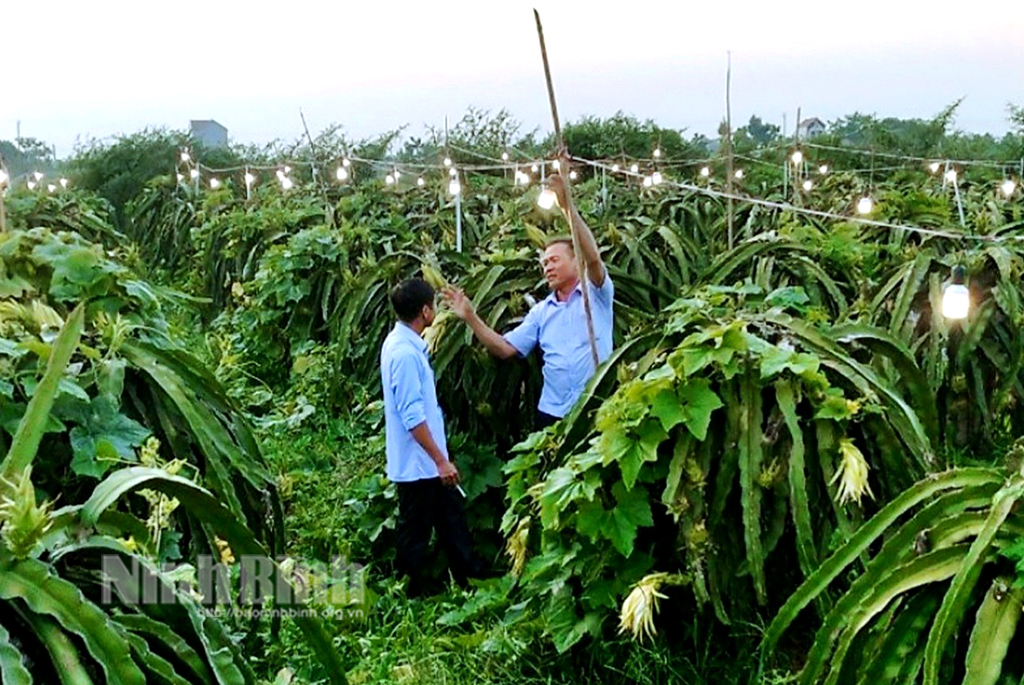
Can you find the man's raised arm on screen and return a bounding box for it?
[548,169,606,287]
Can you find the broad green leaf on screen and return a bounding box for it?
[679,379,723,441]
[32,242,116,300]
[650,386,685,433]
[67,395,149,479]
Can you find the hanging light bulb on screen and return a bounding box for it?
[395,169,403,181]
[417,176,425,187]
[448,178,461,196]
[60,178,68,189]
[651,171,663,185]
[700,166,710,178]
[27,181,37,190]
[928,161,940,174]
[209,178,221,189]
[857,197,873,214]
[531,163,539,173]
[190,168,200,179]
[1001,179,1017,197]
[443,156,452,167]
[280,176,294,190]
[568,170,578,181]
[611,164,620,172]
[802,180,813,191]
[176,173,184,183]
[245,172,255,185]
[642,176,653,188]
[342,158,351,168]
[284,166,292,174]
[180,151,190,163]
[653,147,662,158]
[515,170,529,185]
[501,151,509,161]
[630,163,639,174]
[385,174,395,185]
[734,169,744,180]
[0,169,7,185]
[942,265,969,319]
[33,171,44,181]
[336,166,349,181]
[551,160,560,171]
[448,167,458,177]
[791,150,804,165]
[818,164,829,174]
[944,169,957,183]
[47,184,56,193]
[537,187,557,209]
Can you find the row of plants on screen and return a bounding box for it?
[0,205,353,682]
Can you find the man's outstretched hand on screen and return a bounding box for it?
[442,287,475,320]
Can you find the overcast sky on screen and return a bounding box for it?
[3,0,1022,157]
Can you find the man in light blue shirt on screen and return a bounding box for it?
[445,170,613,428]
[381,278,476,597]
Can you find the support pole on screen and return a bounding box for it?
[456,182,463,253]
[724,51,735,250]
[534,8,599,369]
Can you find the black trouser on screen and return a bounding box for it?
[536,410,561,430]
[395,477,477,597]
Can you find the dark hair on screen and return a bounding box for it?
[545,236,574,254]
[390,278,435,322]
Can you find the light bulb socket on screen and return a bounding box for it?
[951,264,966,285]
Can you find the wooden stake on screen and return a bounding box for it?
[793,106,801,205]
[0,154,7,235]
[533,8,599,370]
[299,109,325,194]
[724,51,734,250]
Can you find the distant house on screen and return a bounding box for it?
[190,119,228,149]
[797,117,826,140]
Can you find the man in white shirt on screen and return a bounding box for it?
[381,278,477,597]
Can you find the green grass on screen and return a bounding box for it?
[253,409,768,685]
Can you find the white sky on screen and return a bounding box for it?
[3,0,1022,157]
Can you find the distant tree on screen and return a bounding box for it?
[66,128,249,226]
[1009,103,1024,136]
[0,137,58,180]
[739,116,780,145]
[557,112,699,161]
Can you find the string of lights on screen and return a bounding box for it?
[571,155,1020,243]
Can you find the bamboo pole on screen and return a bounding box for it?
[792,106,801,205]
[724,51,734,250]
[0,154,7,235]
[533,8,599,370]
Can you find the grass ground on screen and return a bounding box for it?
[255,412,770,685]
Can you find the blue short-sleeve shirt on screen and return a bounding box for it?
[503,275,614,417]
